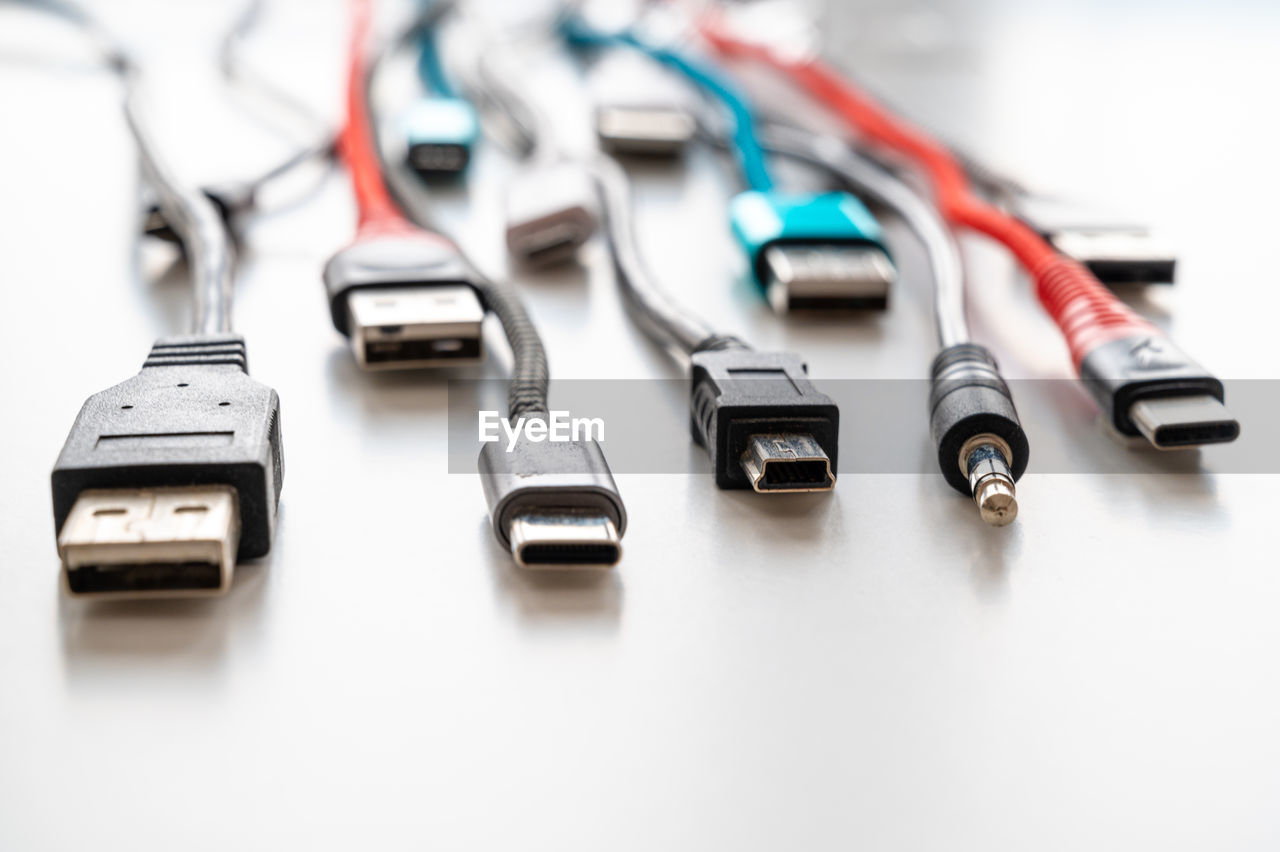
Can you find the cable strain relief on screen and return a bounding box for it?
[143,334,248,373]
[928,343,1009,412]
[692,334,750,354]
[928,343,1028,494]
[929,342,997,382]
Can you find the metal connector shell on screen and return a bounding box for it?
[588,51,697,157]
[508,512,621,569]
[1048,231,1176,285]
[729,190,893,311]
[596,106,696,156]
[761,244,894,312]
[346,285,484,370]
[504,162,598,266]
[740,434,835,493]
[1014,196,1176,285]
[58,486,240,598]
[478,435,626,569]
[1128,395,1240,450]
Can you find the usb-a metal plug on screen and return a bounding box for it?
[58,486,241,598]
[762,244,895,312]
[346,284,485,370]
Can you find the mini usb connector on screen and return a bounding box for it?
[740,433,835,493]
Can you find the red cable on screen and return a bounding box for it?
[339,0,412,234]
[697,13,1154,367]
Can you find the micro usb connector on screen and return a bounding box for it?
[323,231,487,370]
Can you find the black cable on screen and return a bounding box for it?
[126,75,237,335]
[367,6,549,418]
[593,155,742,361]
[16,0,237,334]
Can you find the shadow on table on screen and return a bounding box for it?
[56,506,283,682]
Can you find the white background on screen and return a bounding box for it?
[1,1,1277,849]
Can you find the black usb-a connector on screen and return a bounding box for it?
[50,335,284,597]
[323,231,486,370]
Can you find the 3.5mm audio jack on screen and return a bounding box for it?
[959,435,1018,526]
[928,344,1029,527]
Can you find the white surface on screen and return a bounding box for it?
[1,1,1278,849]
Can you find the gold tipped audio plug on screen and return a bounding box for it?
[960,434,1018,527]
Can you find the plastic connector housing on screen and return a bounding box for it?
[401,97,480,180]
[322,231,487,369]
[928,344,1029,495]
[689,347,839,490]
[728,190,894,310]
[1078,334,1239,446]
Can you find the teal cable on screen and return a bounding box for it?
[416,24,456,97]
[561,16,775,192]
